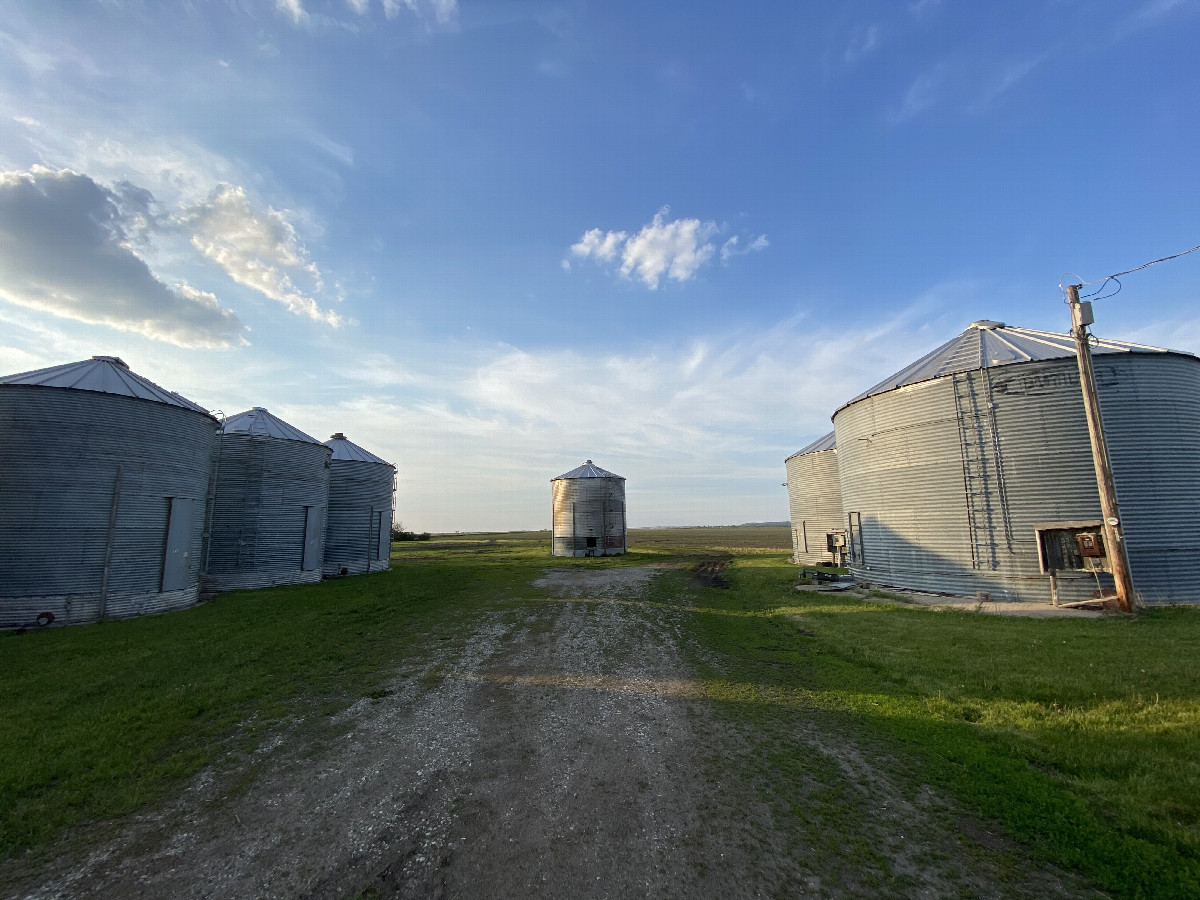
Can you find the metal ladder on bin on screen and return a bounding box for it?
[952,371,1012,570]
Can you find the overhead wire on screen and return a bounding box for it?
[1060,242,1200,299]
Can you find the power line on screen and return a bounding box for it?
[1060,242,1200,298]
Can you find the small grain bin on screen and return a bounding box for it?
[784,432,845,565]
[551,460,627,557]
[202,408,331,594]
[833,320,1200,604]
[322,433,395,577]
[0,356,219,627]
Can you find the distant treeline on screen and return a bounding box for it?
[391,527,432,542]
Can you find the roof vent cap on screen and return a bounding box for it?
[90,355,129,368]
[330,432,346,440]
[969,320,1005,330]
[585,459,593,464]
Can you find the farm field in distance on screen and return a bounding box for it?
[427,524,793,550]
[1,526,1197,898]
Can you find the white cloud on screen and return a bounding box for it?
[181,184,342,327]
[720,234,769,264]
[0,167,245,348]
[620,211,718,288]
[383,0,458,24]
[272,299,956,531]
[570,210,732,289]
[346,0,371,13]
[275,0,308,25]
[571,227,627,261]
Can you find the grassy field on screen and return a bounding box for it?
[2,528,1198,897]
[432,524,793,551]
[664,554,1200,899]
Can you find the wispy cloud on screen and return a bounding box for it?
[0,272,971,531]
[570,209,734,289]
[888,64,949,123]
[969,56,1045,112]
[844,23,882,64]
[382,0,458,25]
[908,0,942,17]
[275,0,309,26]
[1113,0,1196,39]
[283,299,959,530]
[1137,0,1190,20]
[720,234,769,265]
[181,184,342,327]
[282,0,457,26]
[0,167,245,348]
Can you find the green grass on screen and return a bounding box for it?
[668,553,1200,899]
[434,525,793,551]
[0,544,553,862]
[3,530,1198,899]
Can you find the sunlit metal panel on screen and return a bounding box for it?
[551,460,627,557]
[0,357,219,627]
[201,408,331,595]
[833,321,1200,604]
[322,433,396,577]
[784,433,844,565]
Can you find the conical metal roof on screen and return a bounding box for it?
[840,320,1172,411]
[0,355,210,414]
[222,407,323,445]
[552,459,625,481]
[786,431,836,462]
[324,432,393,466]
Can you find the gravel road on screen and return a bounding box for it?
[10,566,1097,899]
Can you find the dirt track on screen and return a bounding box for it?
[10,566,1096,899]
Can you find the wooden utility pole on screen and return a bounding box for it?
[1066,284,1136,612]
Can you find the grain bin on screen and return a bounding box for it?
[784,432,845,566]
[322,433,395,577]
[551,460,627,557]
[201,408,331,594]
[0,356,219,627]
[833,320,1200,604]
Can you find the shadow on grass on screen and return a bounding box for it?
[657,557,1200,900]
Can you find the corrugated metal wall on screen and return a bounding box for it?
[323,459,394,576]
[1090,353,1200,603]
[551,478,627,557]
[0,386,219,627]
[785,448,844,565]
[834,352,1200,604]
[202,433,331,594]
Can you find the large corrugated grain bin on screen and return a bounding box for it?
[202,408,331,595]
[833,320,1200,604]
[785,432,844,565]
[551,460,627,557]
[322,433,395,577]
[0,356,219,626]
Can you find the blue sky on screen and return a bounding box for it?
[1,0,1198,531]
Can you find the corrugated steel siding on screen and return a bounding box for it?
[551,477,627,557]
[1101,354,1200,604]
[0,386,218,627]
[323,459,395,576]
[834,352,1200,604]
[201,433,331,595]
[785,449,844,565]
